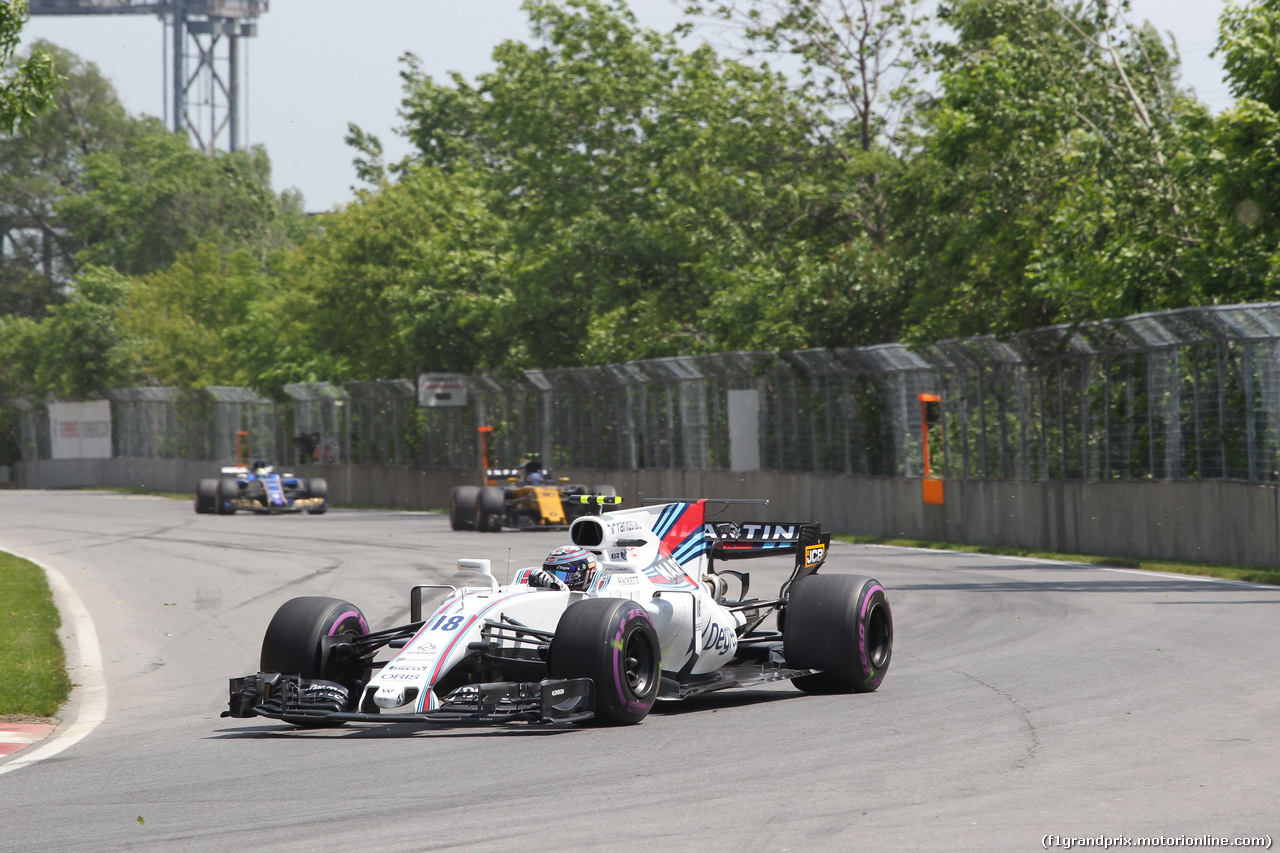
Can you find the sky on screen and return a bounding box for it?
[19,0,1232,213]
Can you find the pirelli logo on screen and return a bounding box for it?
[804,543,826,567]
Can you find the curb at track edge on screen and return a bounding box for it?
[0,551,108,776]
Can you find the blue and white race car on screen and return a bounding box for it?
[194,461,328,515]
[223,497,892,727]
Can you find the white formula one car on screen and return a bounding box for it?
[223,498,893,727]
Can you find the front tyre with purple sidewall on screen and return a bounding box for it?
[548,598,660,725]
[260,596,370,719]
[783,574,892,694]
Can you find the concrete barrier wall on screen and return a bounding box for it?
[288,464,478,511]
[16,459,1280,567]
[552,468,1280,567]
[14,458,215,494]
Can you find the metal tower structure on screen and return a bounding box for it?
[27,1,267,153]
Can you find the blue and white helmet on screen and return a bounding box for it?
[542,545,597,591]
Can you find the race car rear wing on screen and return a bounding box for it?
[634,498,830,575]
[708,520,829,572]
[700,519,830,609]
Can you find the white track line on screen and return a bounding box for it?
[0,555,108,776]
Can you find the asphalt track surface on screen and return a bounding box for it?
[1,490,1277,852]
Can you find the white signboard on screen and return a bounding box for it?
[49,401,112,459]
[417,373,468,408]
[728,389,761,472]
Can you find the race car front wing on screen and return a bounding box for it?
[223,672,595,726]
[230,496,326,513]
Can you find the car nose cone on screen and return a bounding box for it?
[373,685,410,709]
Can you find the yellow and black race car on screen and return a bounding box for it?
[449,456,616,532]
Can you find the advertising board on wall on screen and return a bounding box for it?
[417,373,468,408]
[49,401,113,459]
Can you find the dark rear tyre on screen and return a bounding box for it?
[216,477,240,515]
[450,486,479,531]
[260,596,370,724]
[194,478,218,514]
[783,574,892,694]
[548,598,660,725]
[476,485,505,532]
[307,477,329,515]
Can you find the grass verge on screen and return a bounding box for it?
[0,552,72,718]
[836,534,1280,586]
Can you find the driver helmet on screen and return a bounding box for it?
[252,459,270,474]
[542,545,597,591]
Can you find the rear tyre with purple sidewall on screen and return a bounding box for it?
[784,573,892,694]
[548,598,660,725]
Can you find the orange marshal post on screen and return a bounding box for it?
[478,425,495,484]
[918,394,943,505]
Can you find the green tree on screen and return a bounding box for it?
[895,0,1204,343]
[271,165,507,383]
[1201,0,1280,299]
[1,27,64,319]
[388,0,893,364]
[0,265,137,400]
[57,127,313,277]
[1,41,137,315]
[682,0,932,240]
[3,40,314,342]
[1217,0,1280,109]
[674,0,931,352]
[119,243,280,389]
[0,1,58,134]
